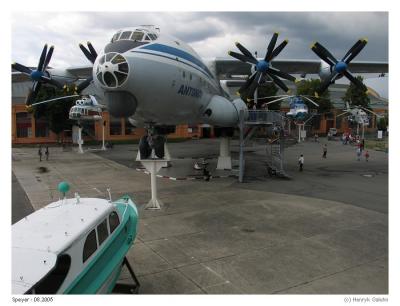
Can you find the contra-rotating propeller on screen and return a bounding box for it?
[70,41,99,94]
[228,32,296,100]
[311,38,368,96]
[12,44,63,105]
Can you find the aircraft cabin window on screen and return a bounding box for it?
[118,62,128,73]
[103,71,117,87]
[119,31,132,40]
[106,52,117,62]
[131,31,144,41]
[109,211,120,234]
[115,71,127,84]
[111,54,126,64]
[144,35,151,41]
[83,229,98,263]
[97,219,109,246]
[34,255,71,294]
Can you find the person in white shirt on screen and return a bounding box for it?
[298,154,304,172]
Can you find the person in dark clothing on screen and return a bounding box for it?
[45,146,49,161]
[322,144,327,158]
[38,146,42,162]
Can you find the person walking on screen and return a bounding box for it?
[322,144,327,158]
[38,146,42,162]
[356,147,362,161]
[298,154,304,172]
[45,146,49,161]
[364,150,370,162]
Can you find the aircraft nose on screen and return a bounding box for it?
[94,52,129,88]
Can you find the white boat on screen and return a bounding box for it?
[12,192,139,294]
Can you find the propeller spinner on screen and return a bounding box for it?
[228,32,296,101]
[12,44,63,105]
[311,38,368,95]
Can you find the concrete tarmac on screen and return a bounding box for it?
[11,138,388,294]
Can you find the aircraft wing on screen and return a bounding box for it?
[12,65,92,83]
[213,58,388,78]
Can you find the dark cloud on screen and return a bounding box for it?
[11,11,388,68]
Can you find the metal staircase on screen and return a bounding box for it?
[238,110,290,182]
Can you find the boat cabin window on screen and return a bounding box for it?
[119,31,132,40]
[34,255,71,294]
[109,211,120,234]
[83,229,97,263]
[97,218,109,246]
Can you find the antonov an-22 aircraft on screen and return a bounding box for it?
[12,25,388,167]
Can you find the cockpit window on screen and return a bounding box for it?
[120,31,132,40]
[111,32,121,43]
[148,33,157,40]
[131,31,144,41]
[110,29,158,43]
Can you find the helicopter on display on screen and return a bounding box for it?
[261,94,320,121]
[30,94,107,153]
[337,102,382,126]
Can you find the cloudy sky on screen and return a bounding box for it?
[11,12,388,68]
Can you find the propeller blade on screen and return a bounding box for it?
[87,42,98,60]
[30,94,80,107]
[37,44,48,71]
[311,42,338,66]
[359,106,380,117]
[301,95,320,107]
[238,72,258,95]
[264,95,292,105]
[268,67,296,82]
[336,111,350,117]
[228,51,258,65]
[40,75,63,89]
[265,32,279,61]
[79,43,96,64]
[246,72,263,100]
[76,77,93,93]
[317,71,339,95]
[344,39,367,64]
[235,42,257,61]
[343,70,367,92]
[12,62,32,75]
[268,73,289,92]
[26,82,42,105]
[270,39,288,60]
[43,45,54,71]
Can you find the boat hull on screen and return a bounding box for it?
[63,196,138,294]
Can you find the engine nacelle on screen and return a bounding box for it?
[318,60,343,83]
[202,96,248,127]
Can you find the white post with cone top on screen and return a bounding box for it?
[77,124,84,154]
[136,148,170,210]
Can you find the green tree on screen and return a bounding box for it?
[29,85,76,141]
[377,113,388,131]
[342,75,370,108]
[296,79,332,113]
[258,83,280,110]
